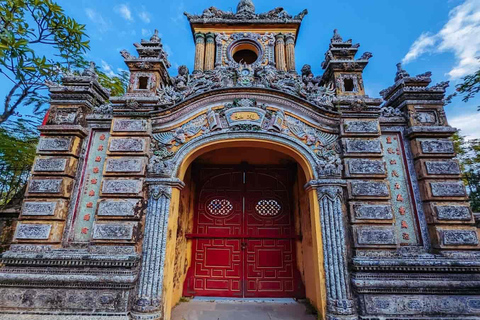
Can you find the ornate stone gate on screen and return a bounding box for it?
[0,1,479,320]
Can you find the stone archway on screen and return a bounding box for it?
[130,129,356,320]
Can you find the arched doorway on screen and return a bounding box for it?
[168,145,322,311]
[183,161,303,298]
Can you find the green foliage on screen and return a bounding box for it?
[453,132,480,212]
[96,68,130,97]
[0,118,39,207]
[0,0,90,124]
[446,62,480,110]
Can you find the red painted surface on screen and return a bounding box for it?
[184,166,302,298]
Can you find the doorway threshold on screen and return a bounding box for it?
[192,297,300,304]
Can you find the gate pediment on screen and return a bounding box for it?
[150,92,342,179]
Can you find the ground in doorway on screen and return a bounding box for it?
[171,298,317,320]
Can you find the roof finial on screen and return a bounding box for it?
[331,29,343,43]
[237,0,255,14]
[394,62,410,82]
[150,29,160,43]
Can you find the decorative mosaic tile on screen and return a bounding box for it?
[73,131,110,242]
[381,133,419,245]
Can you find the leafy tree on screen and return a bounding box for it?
[453,133,480,212]
[0,118,39,207]
[0,0,90,125]
[446,61,480,110]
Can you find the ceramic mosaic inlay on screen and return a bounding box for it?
[381,133,419,245]
[73,131,110,241]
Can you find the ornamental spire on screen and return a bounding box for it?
[237,0,255,14]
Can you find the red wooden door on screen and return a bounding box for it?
[184,165,300,298]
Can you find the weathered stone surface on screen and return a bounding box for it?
[350,181,389,198]
[352,203,393,220]
[362,294,480,316]
[15,224,52,240]
[355,226,396,245]
[28,179,63,194]
[416,111,437,124]
[343,119,379,134]
[97,199,140,216]
[0,287,129,313]
[37,137,73,152]
[440,229,479,246]
[92,223,135,240]
[112,119,148,132]
[343,138,382,154]
[435,205,472,221]
[420,139,454,154]
[101,179,142,195]
[22,201,57,216]
[430,181,466,197]
[109,138,148,153]
[33,158,67,172]
[425,160,460,175]
[105,158,145,173]
[346,159,385,175]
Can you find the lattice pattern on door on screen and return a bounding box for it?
[207,199,233,216]
[255,199,281,216]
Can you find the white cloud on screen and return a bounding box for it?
[142,29,151,37]
[116,4,134,22]
[171,2,185,25]
[85,8,110,33]
[402,33,436,64]
[402,0,480,79]
[138,10,151,23]
[449,113,480,140]
[101,60,116,77]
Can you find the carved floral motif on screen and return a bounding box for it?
[149,98,341,177]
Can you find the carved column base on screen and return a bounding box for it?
[327,299,357,319]
[130,311,162,320]
[132,297,161,313]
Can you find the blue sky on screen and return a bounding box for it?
[3,0,480,138]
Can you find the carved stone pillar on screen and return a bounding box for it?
[306,179,357,320]
[194,33,205,73]
[131,178,184,320]
[204,32,215,71]
[285,33,296,72]
[275,33,287,71]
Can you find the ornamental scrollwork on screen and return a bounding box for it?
[157,63,336,110]
[149,98,341,178]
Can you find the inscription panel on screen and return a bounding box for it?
[73,131,110,242]
[101,179,143,196]
[349,181,390,198]
[434,204,472,222]
[109,137,148,153]
[97,199,141,217]
[420,139,454,154]
[92,222,135,240]
[381,133,420,245]
[354,226,397,247]
[104,157,146,174]
[430,181,466,198]
[15,223,52,240]
[350,202,393,222]
[343,119,379,135]
[343,138,382,155]
[425,160,461,175]
[112,119,148,133]
[345,159,386,177]
[439,228,479,246]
